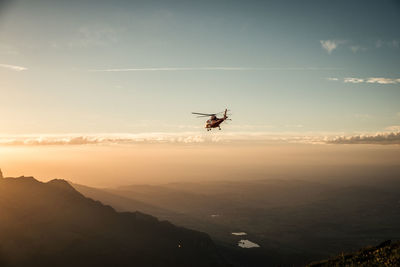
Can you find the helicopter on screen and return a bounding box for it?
[192,108,231,131]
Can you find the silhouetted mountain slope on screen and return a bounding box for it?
[0,177,226,267]
[72,183,176,219]
[307,240,400,266]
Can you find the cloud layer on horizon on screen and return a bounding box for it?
[0,132,330,146]
[1,131,399,146]
[327,132,400,145]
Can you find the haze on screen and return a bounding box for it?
[1,143,399,187]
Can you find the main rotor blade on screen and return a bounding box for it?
[192,112,216,116]
[196,115,211,118]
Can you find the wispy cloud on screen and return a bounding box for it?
[329,77,400,85]
[390,40,399,48]
[350,46,359,53]
[90,67,253,72]
[0,134,211,146]
[350,45,367,53]
[366,77,400,84]
[0,63,27,71]
[322,39,398,54]
[386,125,400,132]
[320,40,338,54]
[344,77,364,83]
[89,66,340,72]
[320,40,346,54]
[376,39,399,49]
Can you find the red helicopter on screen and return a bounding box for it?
[192,109,231,131]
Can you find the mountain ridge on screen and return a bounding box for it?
[0,176,227,267]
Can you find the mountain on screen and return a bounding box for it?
[307,240,400,266]
[0,176,227,267]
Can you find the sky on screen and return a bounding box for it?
[0,0,399,138]
[0,0,400,184]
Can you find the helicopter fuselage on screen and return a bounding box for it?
[206,118,225,130]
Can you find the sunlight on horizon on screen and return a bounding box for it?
[1,143,399,187]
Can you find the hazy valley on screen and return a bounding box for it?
[73,174,400,266]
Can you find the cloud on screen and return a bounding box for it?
[327,132,400,145]
[90,67,253,72]
[89,66,341,72]
[344,77,364,83]
[322,39,398,53]
[320,40,337,54]
[2,130,400,146]
[0,136,104,146]
[385,125,400,132]
[320,40,346,54]
[0,133,221,146]
[327,77,338,81]
[375,39,399,49]
[389,40,399,48]
[336,77,400,85]
[0,63,27,71]
[350,46,367,53]
[0,132,332,146]
[366,77,400,84]
[322,39,399,54]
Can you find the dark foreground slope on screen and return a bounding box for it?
[0,177,226,267]
[308,240,400,266]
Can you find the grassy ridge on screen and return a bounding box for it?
[308,240,400,266]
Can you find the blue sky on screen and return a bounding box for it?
[0,0,399,135]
